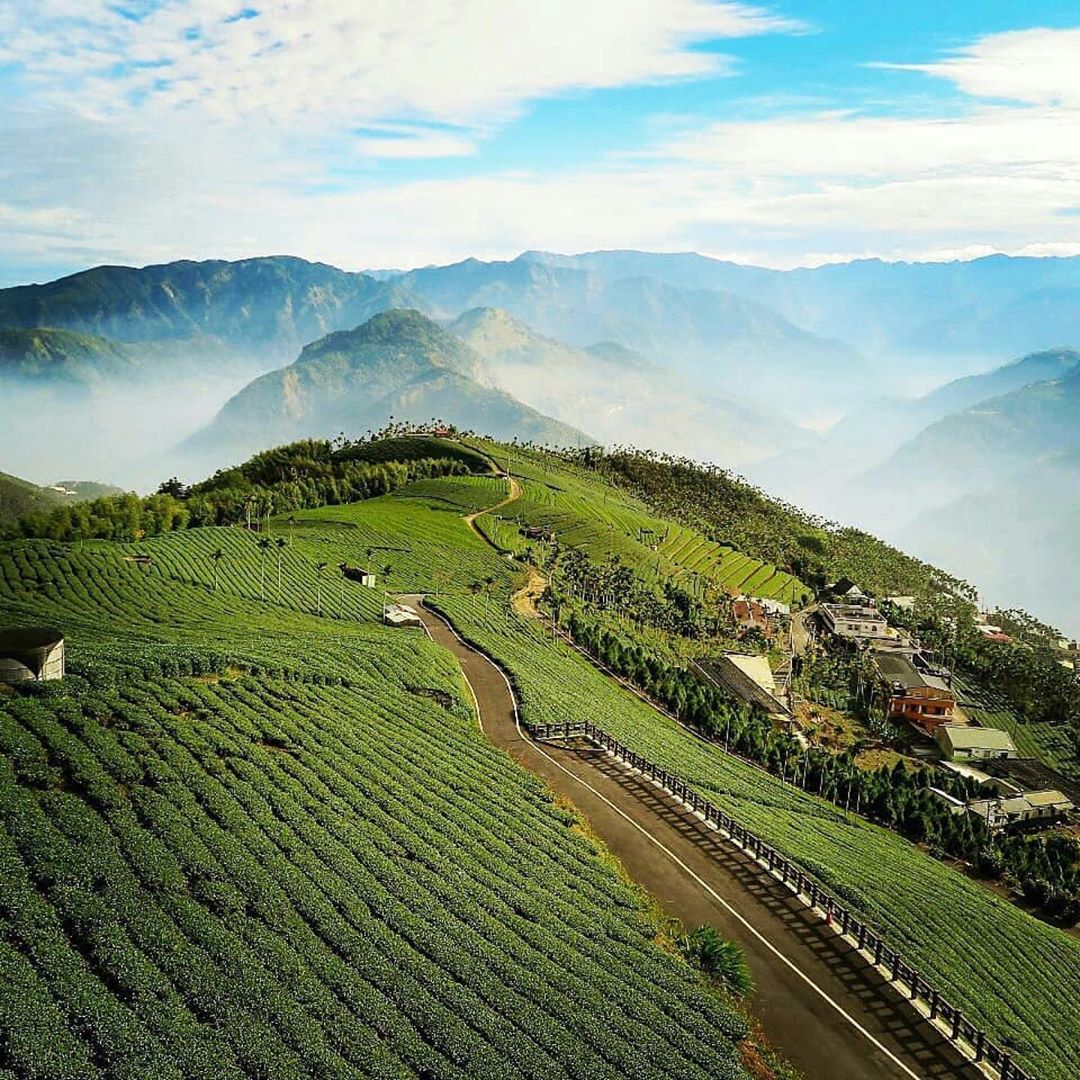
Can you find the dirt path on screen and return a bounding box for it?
[511,565,547,618]
[409,598,983,1080]
[463,471,522,543]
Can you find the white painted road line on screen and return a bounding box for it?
[427,603,923,1080]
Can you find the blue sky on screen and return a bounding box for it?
[1,1,1079,285]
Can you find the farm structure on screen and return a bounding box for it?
[827,578,869,601]
[873,650,955,732]
[819,602,889,641]
[698,653,789,717]
[730,597,771,635]
[936,724,1018,762]
[383,603,424,628]
[967,790,1074,832]
[755,597,791,618]
[988,757,1080,805]
[0,627,64,684]
[342,565,377,587]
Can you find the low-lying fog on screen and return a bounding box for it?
[1,372,258,491]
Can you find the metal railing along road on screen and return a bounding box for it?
[526,719,1033,1080]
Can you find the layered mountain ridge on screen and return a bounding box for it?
[191,309,589,462]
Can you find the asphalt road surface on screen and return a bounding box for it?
[410,598,984,1080]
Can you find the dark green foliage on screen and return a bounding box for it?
[569,447,970,599]
[679,927,753,998]
[5,439,480,542]
[338,435,490,471]
[563,611,1080,924]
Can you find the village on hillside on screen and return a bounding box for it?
[710,579,1079,837]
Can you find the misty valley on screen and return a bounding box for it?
[4,250,1080,636]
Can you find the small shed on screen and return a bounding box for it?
[0,628,65,684]
[383,603,424,629]
[935,723,1017,762]
[342,566,377,588]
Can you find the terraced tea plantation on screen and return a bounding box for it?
[0,499,753,1078]
[430,589,1080,1080]
[468,443,808,605]
[3,445,1079,1080]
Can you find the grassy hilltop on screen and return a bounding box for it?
[0,436,1078,1079]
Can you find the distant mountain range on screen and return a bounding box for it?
[449,306,803,466]
[901,447,1080,631]
[190,309,589,463]
[0,257,404,365]
[0,252,867,413]
[858,355,1080,510]
[524,249,1080,369]
[5,248,1080,628]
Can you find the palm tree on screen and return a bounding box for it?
[275,536,287,592]
[257,537,271,600]
[210,548,225,592]
[314,561,328,616]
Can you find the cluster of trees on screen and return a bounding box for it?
[4,491,192,543]
[885,596,1080,733]
[552,549,719,639]
[564,446,970,600]
[5,439,476,543]
[564,611,1080,924]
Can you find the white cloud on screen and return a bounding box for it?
[876,26,1080,107]
[1,1,800,127]
[3,13,1080,277]
[659,106,1080,180]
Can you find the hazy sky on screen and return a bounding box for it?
[2,1,1080,285]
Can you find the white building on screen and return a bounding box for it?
[820,603,889,641]
[967,790,1074,831]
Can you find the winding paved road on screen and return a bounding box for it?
[409,597,983,1080]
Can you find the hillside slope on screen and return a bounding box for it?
[0,477,752,1079]
[0,471,64,524]
[902,447,1080,633]
[0,328,144,389]
[859,364,1080,511]
[0,472,120,527]
[191,310,590,462]
[3,439,1080,1079]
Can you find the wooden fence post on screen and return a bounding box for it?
[951,1009,962,1040]
[975,1031,984,1062]
[929,990,939,1020]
